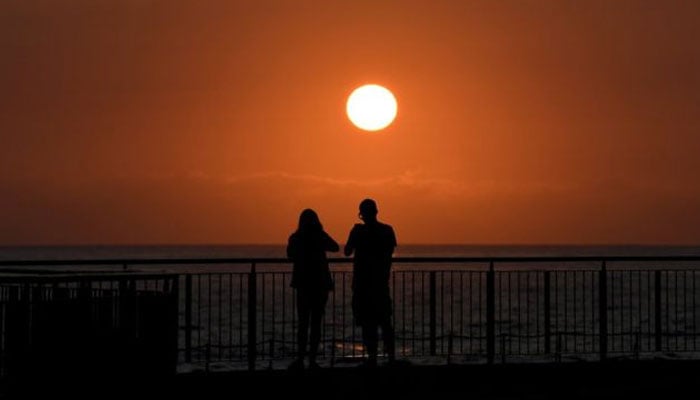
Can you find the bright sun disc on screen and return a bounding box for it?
[346,84,397,131]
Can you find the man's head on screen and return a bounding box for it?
[359,198,378,222]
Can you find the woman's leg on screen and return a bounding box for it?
[296,290,310,361]
[308,290,329,363]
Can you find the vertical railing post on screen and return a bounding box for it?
[501,334,507,364]
[118,278,129,330]
[330,338,336,368]
[486,262,495,364]
[184,275,192,363]
[77,281,92,350]
[248,262,257,371]
[447,332,453,365]
[556,333,562,363]
[268,338,274,370]
[544,271,551,354]
[5,286,27,379]
[599,261,608,361]
[429,271,437,356]
[655,270,662,352]
[169,276,180,374]
[0,286,5,377]
[205,343,211,373]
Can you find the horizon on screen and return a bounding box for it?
[4,242,700,248]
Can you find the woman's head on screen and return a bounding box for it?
[297,208,322,233]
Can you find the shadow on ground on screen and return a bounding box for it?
[2,359,696,399]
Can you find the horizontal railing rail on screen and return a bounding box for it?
[0,272,180,283]
[3,255,700,267]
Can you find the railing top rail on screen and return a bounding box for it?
[0,271,180,283]
[1,255,700,267]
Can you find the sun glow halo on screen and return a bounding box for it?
[346,84,397,131]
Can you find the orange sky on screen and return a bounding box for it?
[2,0,700,245]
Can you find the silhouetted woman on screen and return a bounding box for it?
[287,209,339,370]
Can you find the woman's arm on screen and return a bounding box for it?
[324,232,340,252]
[286,234,297,260]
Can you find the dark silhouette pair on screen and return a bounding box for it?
[286,198,397,370]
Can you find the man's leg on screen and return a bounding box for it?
[380,316,395,362]
[362,323,379,366]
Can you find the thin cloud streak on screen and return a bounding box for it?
[217,170,579,197]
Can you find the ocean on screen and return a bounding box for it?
[2,244,700,262]
[2,244,700,274]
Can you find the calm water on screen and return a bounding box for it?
[2,244,700,274]
[2,244,700,261]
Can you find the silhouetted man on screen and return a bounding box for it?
[344,198,396,367]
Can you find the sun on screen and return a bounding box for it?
[346,84,397,131]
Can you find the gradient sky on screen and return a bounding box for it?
[2,0,700,245]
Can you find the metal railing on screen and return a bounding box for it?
[2,256,700,373]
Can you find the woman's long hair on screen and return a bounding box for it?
[297,208,323,234]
